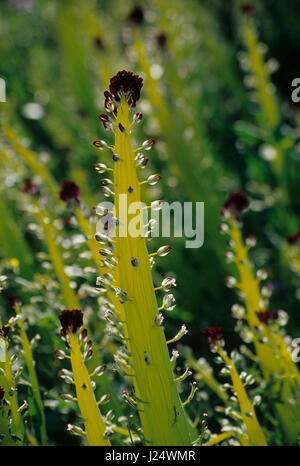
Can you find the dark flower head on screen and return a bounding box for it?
[221,190,249,218]
[7,294,22,307]
[240,3,256,15]
[106,70,143,108]
[59,180,81,205]
[1,325,10,339]
[0,387,5,402]
[256,310,278,325]
[59,309,83,338]
[286,229,300,246]
[290,101,300,115]
[127,6,144,25]
[93,36,104,51]
[21,179,39,196]
[156,32,168,49]
[203,325,223,345]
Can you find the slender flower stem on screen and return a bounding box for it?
[15,303,47,445]
[0,338,24,443]
[218,347,267,446]
[36,208,80,309]
[69,333,110,446]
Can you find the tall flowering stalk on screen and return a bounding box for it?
[240,6,279,134]
[204,325,267,446]
[220,191,300,444]
[0,323,24,445]
[13,298,47,445]
[56,309,110,446]
[93,71,191,446]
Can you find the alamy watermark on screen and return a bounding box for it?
[95,196,204,249]
[291,78,300,103]
[0,77,6,102]
[291,338,300,363]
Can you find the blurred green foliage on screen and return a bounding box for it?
[0,0,300,445]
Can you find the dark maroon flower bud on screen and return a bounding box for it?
[142,138,155,150]
[59,181,81,205]
[286,229,300,246]
[7,294,22,307]
[203,325,223,345]
[256,310,279,325]
[141,156,149,167]
[100,178,112,187]
[240,3,256,15]
[127,6,144,25]
[98,113,110,130]
[1,325,10,339]
[93,36,104,51]
[221,190,249,218]
[81,328,88,340]
[93,139,108,150]
[156,33,168,49]
[104,91,114,112]
[21,179,39,196]
[86,349,93,360]
[59,309,84,338]
[134,112,143,123]
[108,70,143,108]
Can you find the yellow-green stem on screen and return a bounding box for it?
[0,340,24,443]
[69,333,110,446]
[37,208,80,309]
[218,347,267,446]
[113,100,191,446]
[228,216,300,443]
[15,304,47,445]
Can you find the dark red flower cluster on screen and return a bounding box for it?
[286,229,300,246]
[59,309,83,338]
[221,190,249,218]
[21,179,39,196]
[203,325,223,345]
[59,181,81,205]
[256,310,278,325]
[93,37,104,51]
[240,3,256,15]
[127,6,144,25]
[156,33,168,49]
[7,293,22,307]
[104,70,143,109]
